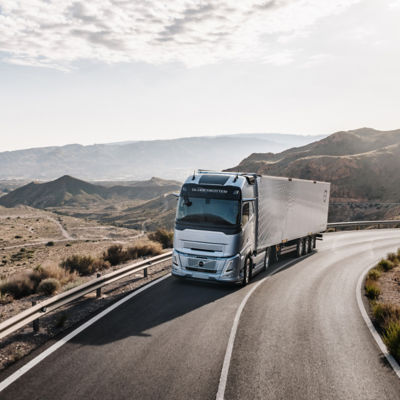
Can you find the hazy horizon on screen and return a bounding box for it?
[1,0,399,152]
[0,131,326,153]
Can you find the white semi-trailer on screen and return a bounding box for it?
[172,171,330,285]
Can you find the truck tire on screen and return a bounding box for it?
[307,236,312,253]
[296,238,304,258]
[263,247,271,271]
[312,235,317,249]
[241,257,252,286]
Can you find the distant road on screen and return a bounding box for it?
[1,230,400,399]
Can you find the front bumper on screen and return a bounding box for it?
[172,250,242,283]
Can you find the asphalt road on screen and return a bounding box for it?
[1,230,400,399]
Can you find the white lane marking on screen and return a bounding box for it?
[0,274,171,393]
[356,263,400,379]
[216,259,296,400]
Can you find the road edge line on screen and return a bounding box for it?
[356,263,400,379]
[0,273,171,393]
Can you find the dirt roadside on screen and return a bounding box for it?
[0,258,172,372]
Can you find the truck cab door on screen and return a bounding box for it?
[241,201,256,255]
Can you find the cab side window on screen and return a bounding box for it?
[242,202,250,226]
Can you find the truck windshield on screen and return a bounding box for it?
[176,197,240,227]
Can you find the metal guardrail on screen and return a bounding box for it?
[327,220,400,230]
[0,251,172,340]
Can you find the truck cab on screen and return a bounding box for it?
[172,171,260,285]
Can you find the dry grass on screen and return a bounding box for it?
[148,229,174,249]
[377,259,395,272]
[365,279,381,300]
[37,278,60,295]
[367,268,381,281]
[0,264,77,299]
[366,248,400,364]
[104,240,162,266]
[60,255,110,276]
[127,240,162,258]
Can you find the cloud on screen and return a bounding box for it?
[0,0,361,70]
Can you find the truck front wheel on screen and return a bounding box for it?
[241,257,252,286]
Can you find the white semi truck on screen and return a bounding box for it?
[172,171,330,285]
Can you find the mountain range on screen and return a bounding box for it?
[0,133,325,182]
[1,128,399,228]
[228,127,400,221]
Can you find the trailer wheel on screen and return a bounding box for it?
[307,236,312,254]
[296,239,304,258]
[241,257,252,286]
[263,248,271,271]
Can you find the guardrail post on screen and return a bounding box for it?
[96,273,101,298]
[32,301,39,333]
[144,267,148,278]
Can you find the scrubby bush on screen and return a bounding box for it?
[103,245,128,266]
[61,255,96,275]
[367,268,382,281]
[148,229,174,249]
[38,278,60,295]
[0,264,78,300]
[384,321,400,361]
[373,303,400,328]
[46,241,55,247]
[365,279,380,300]
[60,255,110,275]
[90,259,111,271]
[387,252,399,264]
[32,264,77,285]
[377,259,394,272]
[127,240,162,259]
[0,273,36,299]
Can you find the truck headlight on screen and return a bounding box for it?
[225,259,234,272]
[222,256,239,275]
[172,252,180,268]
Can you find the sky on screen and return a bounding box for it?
[0,0,399,152]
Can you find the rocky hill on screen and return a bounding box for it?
[0,175,180,209]
[228,128,400,221]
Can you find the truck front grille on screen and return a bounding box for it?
[188,258,216,270]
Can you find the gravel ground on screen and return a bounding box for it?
[0,258,171,371]
[377,264,400,307]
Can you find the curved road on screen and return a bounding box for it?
[1,230,400,399]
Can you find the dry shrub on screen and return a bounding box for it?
[127,240,162,259]
[377,259,394,272]
[0,264,77,300]
[38,278,60,295]
[61,255,96,275]
[91,259,111,271]
[0,273,36,299]
[365,279,380,300]
[373,303,400,363]
[373,303,400,328]
[384,321,400,362]
[387,252,399,265]
[367,268,381,281]
[103,245,128,266]
[32,264,77,285]
[148,229,174,249]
